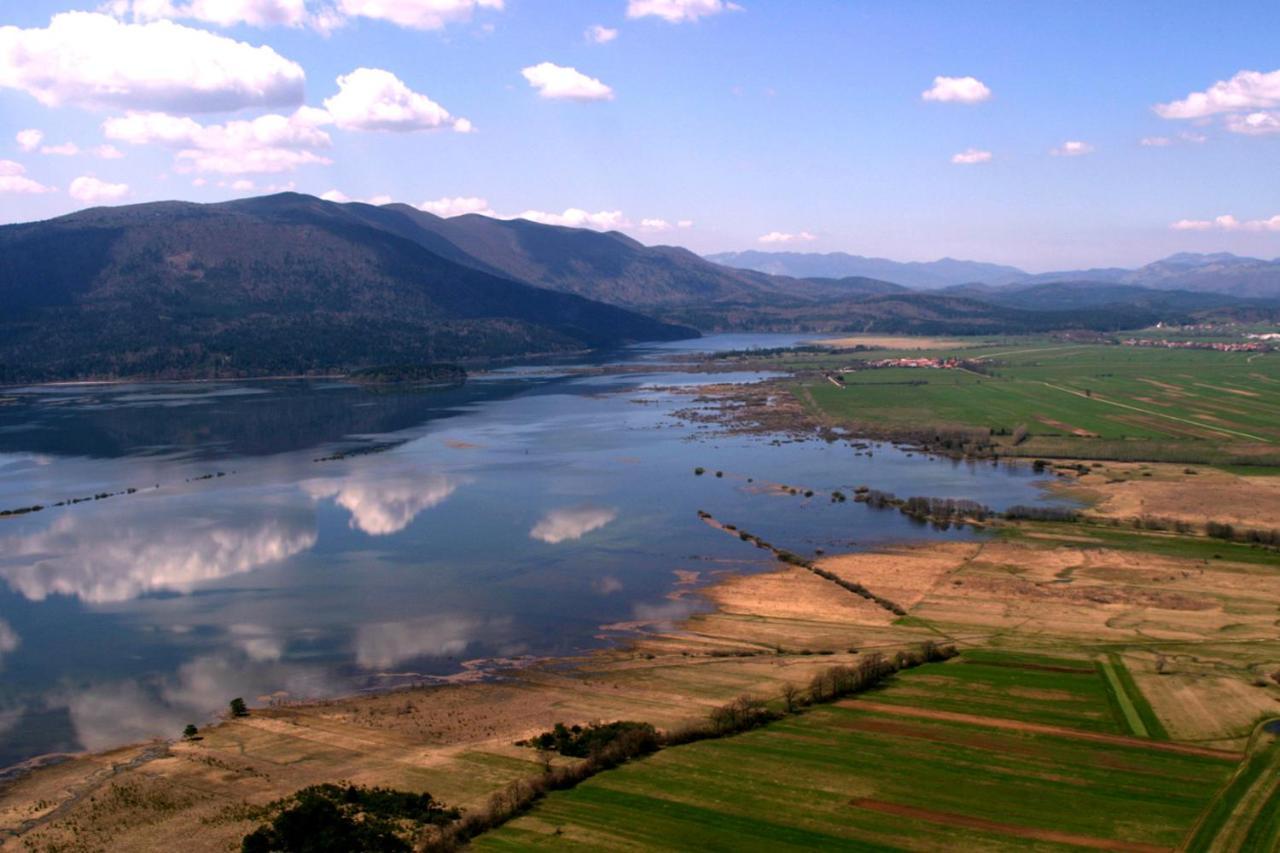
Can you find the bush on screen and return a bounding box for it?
[229,698,249,717]
[525,721,658,759]
[242,784,457,853]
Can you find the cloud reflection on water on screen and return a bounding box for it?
[0,508,316,603]
[354,614,510,669]
[529,505,618,544]
[305,471,461,535]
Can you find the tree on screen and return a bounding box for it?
[183,724,199,739]
[781,683,803,713]
[229,697,249,717]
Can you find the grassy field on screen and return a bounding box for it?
[792,342,1280,464]
[477,652,1243,852]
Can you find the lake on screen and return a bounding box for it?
[0,335,1065,768]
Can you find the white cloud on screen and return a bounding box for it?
[677,218,693,228]
[586,24,618,43]
[922,75,991,104]
[320,189,393,204]
[15,128,43,152]
[0,160,54,194]
[337,0,503,30]
[626,0,741,23]
[104,108,332,174]
[230,178,255,190]
[758,230,816,244]
[640,217,672,231]
[1051,140,1094,157]
[951,147,991,164]
[323,67,470,132]
[529,506,618,544]
[0,12,305,113]
[1140,136,1172,147]
[515,208,627,229]
[91,144,125,159]
[127,0,312,28]
[1226,110,1280,135]
[40,141,80,156]
[521,62,613,101]
[1155,68,1280,119]
[419,195,493,216]
[69,175,131,203]
[1170,213,1280,232]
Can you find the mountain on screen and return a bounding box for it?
[367,205,803,309]
[0,193,695,382]
[942,281,1255,313]
[711,249,1280,298]
[704,250,1028,289]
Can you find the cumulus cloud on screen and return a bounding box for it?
[758,230,815,244]
[1050,140,1094,157]
[521,62,613,101]
[922,75,991,103]
[40,141,80,156]
[951,147,991,164]
[1225,111,1280,135]
[1155,68,1280,119]
[0,510,316,603]
[640,217,672,231]
[126,0,311,28]
[320,188,392,204]
[586,24,618,43]
[529,506,618,544]
[514,208,627,229]
[69,175,130,202]
[338,0,503,30]
[1170,213,1280,232]
[419,195,493,216]
[104,108,332,174]
[0,160,55,194]
[0,12,305,113]
[626,0,741,23]
[323,67,470,132]
[305,471,460,535]
[15,128,43,152]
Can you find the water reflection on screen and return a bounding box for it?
[0,619,18,663]
[529,506,618,544]
[305,471,461,536]
[0,506,316,603]
[354,614,513,669]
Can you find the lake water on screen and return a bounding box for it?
[0,335,1064,768]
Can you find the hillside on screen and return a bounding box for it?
[0,194,695,382]
[370,205,804,309]
[704,250,1027,289]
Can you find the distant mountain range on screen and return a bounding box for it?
[707,249,1280,298]
[2,193,1277,382]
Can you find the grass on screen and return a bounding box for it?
[1100,653,1169,740]
[476,653,1237,851]
[790,342,1280,465]
[1003,521,1280,566]
[1183,734,1280,852]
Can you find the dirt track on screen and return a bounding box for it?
[839,700,1244,760]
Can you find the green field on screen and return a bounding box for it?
[792,342,1280,464]
[477,654,1242,851]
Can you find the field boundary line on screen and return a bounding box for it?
[1038,381,1271,442]
[838,700,1243,760]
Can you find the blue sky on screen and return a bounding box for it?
[1,0,1278,269]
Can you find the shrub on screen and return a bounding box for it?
[229,698,249,718]
[242,784,457,853]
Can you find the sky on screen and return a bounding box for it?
[1,0,1279,270]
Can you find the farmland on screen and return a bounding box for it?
[790,341,1280,465]
[477,651,1244,852]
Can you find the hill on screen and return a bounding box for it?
[704,250,1028,289]
[0,193,695,382]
